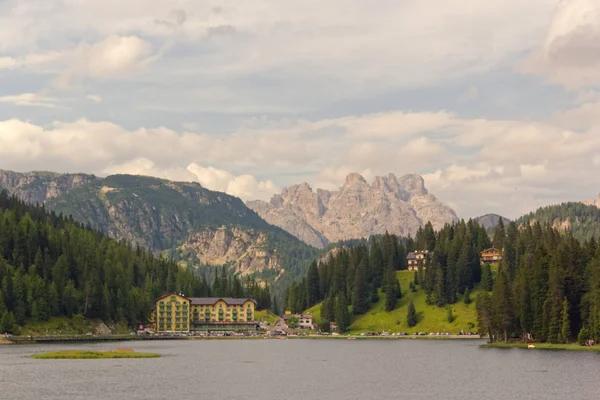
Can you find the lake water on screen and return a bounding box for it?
[1,339,599,400]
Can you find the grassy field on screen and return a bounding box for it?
[255,309,278,325]
[19,316,131,336]
[31,348,160,359]
[307,271,486,334]
[480,342,600,352]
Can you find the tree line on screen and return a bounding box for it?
[286,220,493,333]
[477,219,600,344]
[0,192,271,334]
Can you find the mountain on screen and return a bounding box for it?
[474,213,511,231]
[247,173,458,248]
[516,202,600,242]
[583,194,600,208]
[0,170,318,289]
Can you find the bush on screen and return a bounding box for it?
[446,307,455,323]
[318,320,331,333]
[578,327,591,346]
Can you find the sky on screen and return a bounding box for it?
[1,0,600,219]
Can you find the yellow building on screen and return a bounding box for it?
[154,293,257,333]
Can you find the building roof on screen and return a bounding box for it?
[283,313,312,320]
[481,247,501,254]
[189,297,256,306]
[406,252,416,260]
[155,293,256,306]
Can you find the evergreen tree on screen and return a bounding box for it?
[407,300,417,327]
[481,264,494,292]
[463,287,471,305]
[446,306,455,323]
[492,218,506,250]
[335,294,350,333]
[0,310,16,334]
[561,297,571,343]
[476,293,494,342]
[351,260,369,315]
[491,267,514,343]
[307,261,321,306]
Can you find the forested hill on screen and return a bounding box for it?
[0,170,318,293]
[516,202,600,242]
[0,192,272,333]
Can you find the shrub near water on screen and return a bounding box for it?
[31,348,160,359]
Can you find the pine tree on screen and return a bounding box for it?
[407,300,417,327]
[307,261,321,306]
[492,267,514,343]
[463,287,471,305]
[335,294,350,333]
[476,293,494,342]
[561,297,571,344]
[352,260,369,315]
[481,264,494,292]
[0,310,16,334]
[446,306,455,323]
[383,263,400,311]
[493,218,505,250]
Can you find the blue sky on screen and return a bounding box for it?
[1,0,600,218]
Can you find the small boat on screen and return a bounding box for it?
[347,336,356,340]
[528,344,536,349]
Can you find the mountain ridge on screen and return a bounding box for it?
[0,169,317,292]
[247,172,458,248]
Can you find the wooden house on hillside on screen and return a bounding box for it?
[406,250,428,271]
[480,248,502,264]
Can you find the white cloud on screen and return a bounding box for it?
[86,94,102,103]
[54,35,154,89]
[523,0,600,88]
[0,93,59,108]
[186,163,278,201]
[2,107,600,218]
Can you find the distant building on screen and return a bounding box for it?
[282,313,315,330]
[406,250,428,271]
[154,293,258,333]
[480,248,502,264]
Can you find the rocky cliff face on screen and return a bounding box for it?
[178,226,280,276]
[0,170,313,281]
[0,169,96,204]
[583,194,600,208]
[247,173,458,248]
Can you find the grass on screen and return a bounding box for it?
[307,271,486,334]
[254,309,278,325]
[480,342,600,352]
[31,348,160,359]
[19,316,131,336]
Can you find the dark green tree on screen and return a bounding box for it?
[407,300,417,328]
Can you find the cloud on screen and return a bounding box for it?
[102,159,278,201]
[2,107,600,218]
[86,94,103,103]
[0,52,60,70]
[206,25,236,37]
[0,93,59,108]
[54,35,154,89]
[187,163,278,201]
[522,0,600,88]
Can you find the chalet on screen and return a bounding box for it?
[480,248,502,264]
[283,313,314,330]
[406,250,428,271]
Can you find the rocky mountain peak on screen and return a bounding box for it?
[343,172,368,187]
[248,171,457,248]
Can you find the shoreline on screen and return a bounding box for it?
[480,342,600,352]
[2,334,482,344]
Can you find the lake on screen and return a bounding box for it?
[1,339,599,400]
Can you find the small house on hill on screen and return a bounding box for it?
[282,313,314,330]
[480,248,502,264]
[407,250,428,271]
